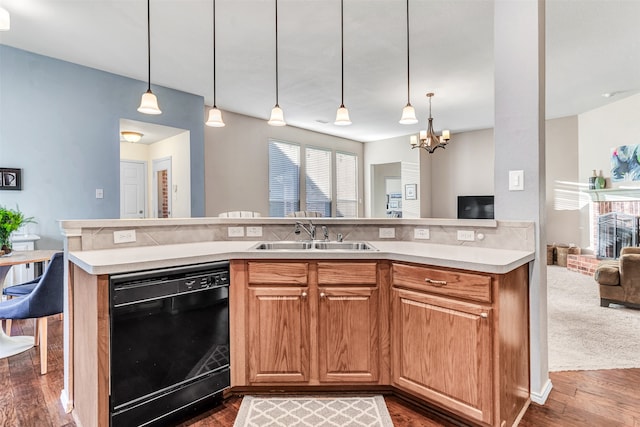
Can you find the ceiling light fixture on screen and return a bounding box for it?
[137,0,162,115]
[410,93,451,153]
[121,131,144,143]
[334,0,351,126]
[399,0,417,125]
[0,7,10,31]
[206,0,225,127]
[268,0,286,126]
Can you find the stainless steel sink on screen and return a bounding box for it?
[313,241,377,251]
[252,241,313,250]
[252,241,376,251]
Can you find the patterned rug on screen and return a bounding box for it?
[233,395,394,427]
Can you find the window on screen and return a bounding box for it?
[268,141,300,217]
[336,152,358,217]
[268,140,358,217]
[305,147,332,217]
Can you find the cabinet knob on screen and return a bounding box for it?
[301,291,308,298]
[424,278,447,286]
[320,292,326,299]
[480,312,488,318]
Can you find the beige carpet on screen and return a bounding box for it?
[233,395,394,427]
[548,265,640,371]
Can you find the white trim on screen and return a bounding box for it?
[60,389,73,413]
[530,378,553,404]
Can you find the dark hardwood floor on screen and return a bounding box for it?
[1,317,639,427]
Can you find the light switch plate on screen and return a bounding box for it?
[379,227,395,238]
[95,188,104,199]
[457,230,475,241]
[509,170,524,191]
[414,228,430,239]
[227,227,244,237]
[246,226,263,237]
[113,229,136,244]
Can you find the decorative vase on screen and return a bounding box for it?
[589,169,597,190]
[595,171,606,189]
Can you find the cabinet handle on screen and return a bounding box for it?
[301,291,308,299]
[424,278,447,286]
[480,313,488,318]
[320,292,326,299]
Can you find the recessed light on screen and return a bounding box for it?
[601,91,618,98]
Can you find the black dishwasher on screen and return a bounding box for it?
[109,261,230,427]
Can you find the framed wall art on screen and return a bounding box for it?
[405,183,417,200]
[0,168,22,190]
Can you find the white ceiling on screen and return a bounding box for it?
[1,0,639,143]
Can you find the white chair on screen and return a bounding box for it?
[218,211,262,218]
[286,211,323,218]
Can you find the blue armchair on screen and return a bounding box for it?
[0,252,63,374]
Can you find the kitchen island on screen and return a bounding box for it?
[66,238,533,427]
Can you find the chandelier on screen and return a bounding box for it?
[410,93,451,153]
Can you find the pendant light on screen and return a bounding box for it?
[399,0,417,124]
[0,7,10,31]
[334,0,351,126]
[268,0,286,126]
[137,0,162,115]
[206,0,225,127]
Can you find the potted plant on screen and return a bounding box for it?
[0,205,35,255]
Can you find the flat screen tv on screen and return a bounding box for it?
[457,195,495,220]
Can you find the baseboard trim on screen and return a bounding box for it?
[530,379,553,405]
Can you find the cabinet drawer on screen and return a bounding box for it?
[392,263,491,303]
[317,262,377,285]
[248,262,308,285]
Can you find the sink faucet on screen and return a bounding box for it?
[295,220,316,240]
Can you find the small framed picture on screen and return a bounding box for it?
[0,168,22,191]
[405,183,417,200]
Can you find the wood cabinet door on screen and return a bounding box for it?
[248,286,310,383]
[318,286,379,383]
[391,287,493,425]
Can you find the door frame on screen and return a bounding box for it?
[152,156,172,218]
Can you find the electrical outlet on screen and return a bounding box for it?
[457,230,475,241]
[379,227,395,238]
[113,229,136,244]
[414,228,430,239]
[227,227,244,237]
[246,226,263,237]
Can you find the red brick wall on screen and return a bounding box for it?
[566,254,599,277]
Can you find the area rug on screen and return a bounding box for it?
[547,265,640,371]
[233,395,394,427]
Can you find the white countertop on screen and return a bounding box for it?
[69,240,534,275]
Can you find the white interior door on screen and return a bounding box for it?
[120,160,147,218]
[152,157,172,218]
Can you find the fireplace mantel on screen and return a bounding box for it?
[585,187,640,202]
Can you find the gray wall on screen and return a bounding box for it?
[0,46,205,248]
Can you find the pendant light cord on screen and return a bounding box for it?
[213,0,217,107]
[405,0,410,105]
[275,0,279,106]
[146,0,151,92]
[340,0,345,108]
